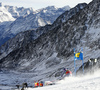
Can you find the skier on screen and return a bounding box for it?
[88,58,98,66]
[34,81,39,87]
[22,83,28,88]
[65,68,72,77]
[61,68,72,78]
[88,58,98,73]
[39,81,43,87]
[61,68,67,77]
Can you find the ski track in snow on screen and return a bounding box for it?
[0,70,99,90]
[27,72,100,90]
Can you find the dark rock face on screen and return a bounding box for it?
[0,3,87,61]
[0,24,51,59]
[0,0,100,80]
[52,3,87,27]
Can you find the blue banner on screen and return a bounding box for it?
[74,52,83,60]
[74,48,84,76]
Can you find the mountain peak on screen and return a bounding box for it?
[75,3,87,9]
[62,5,70,10]
[45,6,58,10]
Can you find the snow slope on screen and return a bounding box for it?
[0,3,15,22]
[0,70,100,90]
[12,70,99,90]
[4,5,35,19]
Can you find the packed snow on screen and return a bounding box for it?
[0,69,100,90]
[13,69,100,90]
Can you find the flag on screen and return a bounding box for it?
[74,52,83,60]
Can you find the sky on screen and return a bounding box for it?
[0,0,92,10]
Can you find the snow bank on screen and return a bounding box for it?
[15,70,100,90]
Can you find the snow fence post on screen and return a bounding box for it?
[74,48,76,76]
[81,48,84,75]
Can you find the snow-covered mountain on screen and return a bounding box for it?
[0,3,15,22]
[0,3,87,60]
[4,5,35,19]
[0,0,100,89]
[52,3,87,27]
[0,2,35,21]
[0,3,70,46]
[4,6,70,34]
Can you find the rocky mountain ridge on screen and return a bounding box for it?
[0,3,87,60]
[0,2,70,46]
[0,0,100,85]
